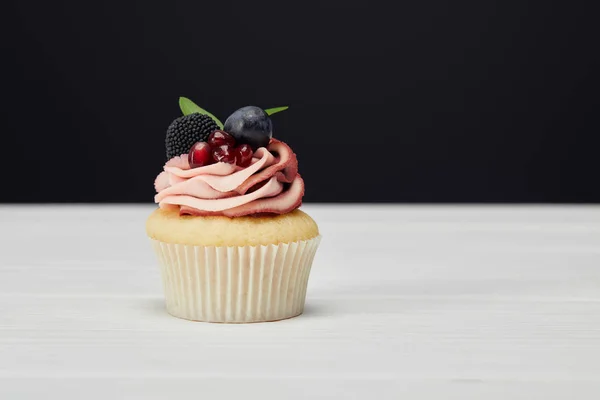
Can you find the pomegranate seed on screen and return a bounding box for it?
[212,145,237,164]
[208,130,236,147]
[188,142,213,168]
[235,144,253,167]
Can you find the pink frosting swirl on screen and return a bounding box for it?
[154,139,304,217]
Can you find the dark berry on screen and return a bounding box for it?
[188,142,213,168]
[235,144,253,167]
[223,106,272,150]
[208,130,236,147]
[165,113,218,159]
[212,145,237,164]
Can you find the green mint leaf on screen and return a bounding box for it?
[178,97,224,129]
[264,106,289,116]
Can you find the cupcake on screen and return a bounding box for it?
[146,99,321,323]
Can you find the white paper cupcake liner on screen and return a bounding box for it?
[150,236,321,323]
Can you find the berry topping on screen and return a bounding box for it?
[188,142,213,168]
[208,130,236,147]
[223,106,273,150]
[166,113,219,159]
[212,145,237,164]
[235,144,253,167]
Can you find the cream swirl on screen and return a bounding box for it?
[154,139,304,217]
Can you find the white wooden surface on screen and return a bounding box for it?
[1,205,600,399]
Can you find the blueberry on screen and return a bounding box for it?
[223,106,272,150]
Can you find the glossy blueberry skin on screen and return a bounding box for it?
[223,106,273,150]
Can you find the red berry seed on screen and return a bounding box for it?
[208,130,236,148]
[235,144,253,167]
[188,141,213,168]
[212,145,237,164]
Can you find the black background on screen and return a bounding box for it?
[2,0,598,203]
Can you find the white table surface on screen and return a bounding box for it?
[1,204,600,399]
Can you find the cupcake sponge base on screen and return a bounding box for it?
[147,207,321,323]
[146,208,319,247]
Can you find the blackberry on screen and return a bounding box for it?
[165,113,218,159]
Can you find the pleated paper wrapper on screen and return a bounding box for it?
[150,236,321,323]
